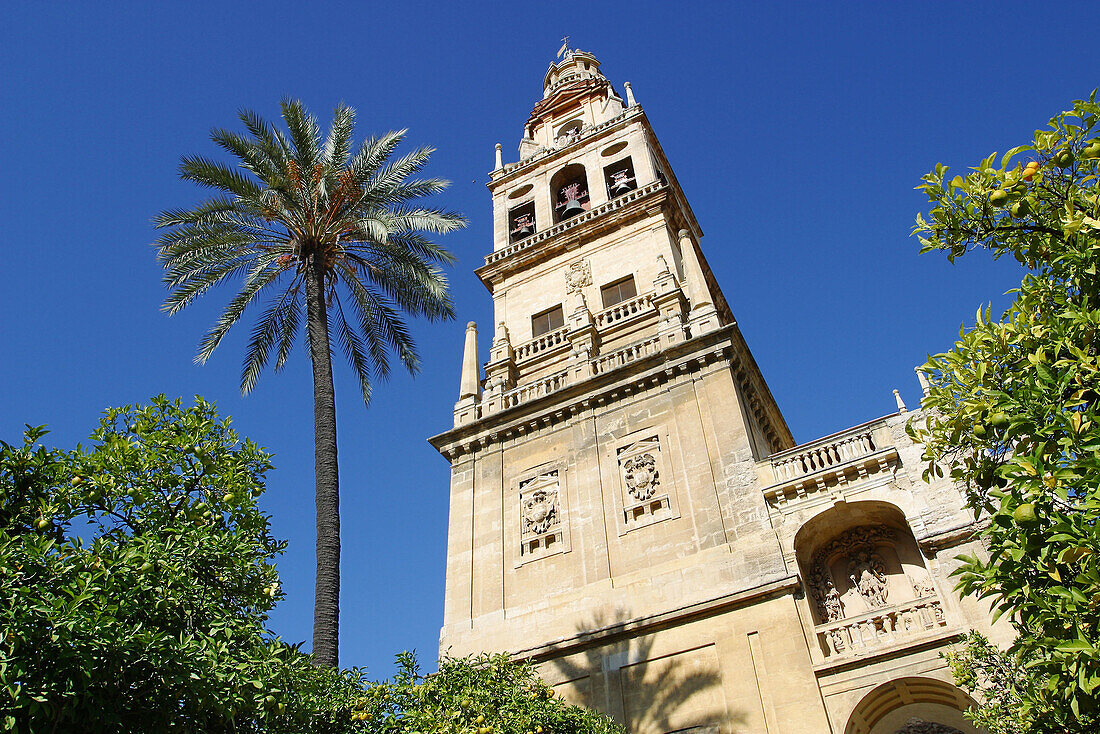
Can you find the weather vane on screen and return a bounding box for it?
[557,36,570,59]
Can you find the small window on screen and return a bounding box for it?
[508,201,536,243]
[531,305,564,337]
[600,276,637,309]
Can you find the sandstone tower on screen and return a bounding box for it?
[429,49,1003,734]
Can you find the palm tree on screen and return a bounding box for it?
[154,100,465,667]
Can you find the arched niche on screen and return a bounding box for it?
[550,163,591,223]
[845,677,982,734]
[794,501,936,626]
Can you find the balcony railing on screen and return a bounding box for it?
[513,326,570,363]
[762,418,899,509]
[594,293,655,329]
[502,368,570,410]
[592,334,662,375]
[816,596,947,660]
[772,428,877,482]
[493,335,664,413]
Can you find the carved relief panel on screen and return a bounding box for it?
[807,524,939,625]
[615,433,678,532]
[516,468,569,564]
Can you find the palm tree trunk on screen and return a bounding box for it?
[304,252,340,668]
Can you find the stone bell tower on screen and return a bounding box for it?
[431,49,1001,734]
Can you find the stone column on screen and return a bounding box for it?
[567,294,598,382]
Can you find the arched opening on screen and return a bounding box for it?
[845,677,983,734]
[603,156,637,198]
[550,163,591,223]
[794,502,946,657]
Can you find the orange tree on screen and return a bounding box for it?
[354,652,623,734]
[0,397,367,733]
[911,93,1100,730]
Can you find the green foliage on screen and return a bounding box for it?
[153,101,466,406]
[912,93,1100,730]
[354,652,623,734]
[944,632,1034,734]
[0,397,366,733]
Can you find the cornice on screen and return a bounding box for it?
[428,324,787,462]
[510,575,800,663]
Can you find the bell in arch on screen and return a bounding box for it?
[561,198,585,219]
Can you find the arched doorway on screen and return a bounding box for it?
[844,677,983,734]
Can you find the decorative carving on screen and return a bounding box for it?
[518,471,562,539]
[848,550,889,608]
[809,525,896,621]
[522,487,558,535]
[623,453,659,501]
[893,719,965,734]
[822,578,845,622]
[911,571,936,598]
[565,260,591,294]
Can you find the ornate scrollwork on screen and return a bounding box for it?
[565,260,591,294]
[521,487,558,535]
[623,453,659,501]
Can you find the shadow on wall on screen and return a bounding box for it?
[544,608,746,734]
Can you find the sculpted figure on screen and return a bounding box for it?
[822,578,845,621]
[849,551,889,608]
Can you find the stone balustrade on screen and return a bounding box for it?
[762,419,899,511]
[501,369,570,410]
[488,335,665,414]
[592,335,662,375]
[816,596,947,660]
[493,108,639,179]
[513,326,570,363]
[772,429,877,482]
[485,181,666,266]
[594,292,655,329]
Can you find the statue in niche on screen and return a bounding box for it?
[522,488,558,535]
[623,453,659,501]
[911,570,936,598]
[849,551,889,608]
[822,578,845,622]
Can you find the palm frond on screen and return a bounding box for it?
[179,155,264,198]
[280,99,321,173]
[195,257,284,363]
[350,129,406,179]
[332,293,374,406]
[241,282,301,394]
[156,101,463,401]
[323,104,356,168]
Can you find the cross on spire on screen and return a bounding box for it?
[557,36,571,59]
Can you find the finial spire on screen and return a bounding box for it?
[459,322,480,400]
[915,367,931,397]
[624,82,636,107]
[557,36,571,59]
[893,388,908,413]
[494,143,503,171]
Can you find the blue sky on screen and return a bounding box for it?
[1,1,1095,676]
